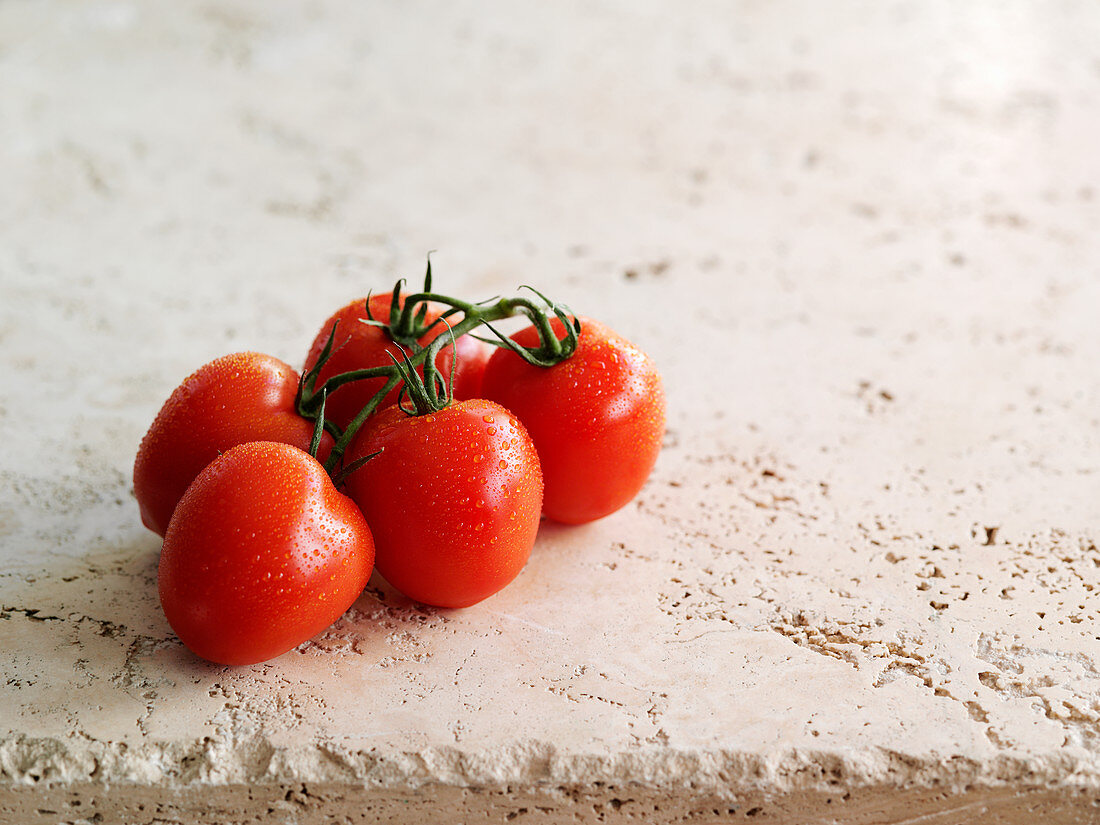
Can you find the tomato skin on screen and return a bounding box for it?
[480,318,665,525]
[343,400,542,608]
[303,295,490,430]
[159,442,374,666]
[133,352,333,537]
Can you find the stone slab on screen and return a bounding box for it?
[1,1,1098,823]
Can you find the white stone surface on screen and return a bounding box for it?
[2,1,1099,822]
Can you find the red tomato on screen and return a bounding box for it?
[133,352,333,537]
[303,295,490,430]
[343,400,542,608]
[159,442,374,666]
[481,317,665,524]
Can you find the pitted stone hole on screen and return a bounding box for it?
[746,806,763,816]
[965,701,989,722]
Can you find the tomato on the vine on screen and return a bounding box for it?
[343,400,542,608]
[133,352,333,537]
[481,317,665,525]
[303,295,490,430]
[159,441,374,666]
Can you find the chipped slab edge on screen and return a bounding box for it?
[2,739,1099,823]
[3,735,1098,791]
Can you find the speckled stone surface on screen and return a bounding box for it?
[2,1,1099,823]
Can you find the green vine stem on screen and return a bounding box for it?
[298,269,580,475]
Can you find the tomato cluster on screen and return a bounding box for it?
[135,277,665,665]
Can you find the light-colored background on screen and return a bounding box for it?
[1,0,1098,818]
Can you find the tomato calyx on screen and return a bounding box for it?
[473,285,582,367]
[307,387,330,459]
[372,256,441,345]
[387,343,452,417]
[296,260,583,473]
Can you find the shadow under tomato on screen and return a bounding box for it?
[304,568,458,653]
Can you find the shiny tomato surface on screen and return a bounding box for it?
[159,442,374,665]
[134,352,332,537]
[344,400,542,608]
[481,317,665,524]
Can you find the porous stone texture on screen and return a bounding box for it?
[2,1,1099,823]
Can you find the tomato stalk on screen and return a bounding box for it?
[297,268,580,474]
[307,388,334,461]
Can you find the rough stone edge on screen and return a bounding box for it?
[2,736,1097,795]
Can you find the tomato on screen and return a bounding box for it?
[159,442,374,665]
[343,400,542,608]
[133,352,334,537]
[480,317,665,524]
[303,295,490,430]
